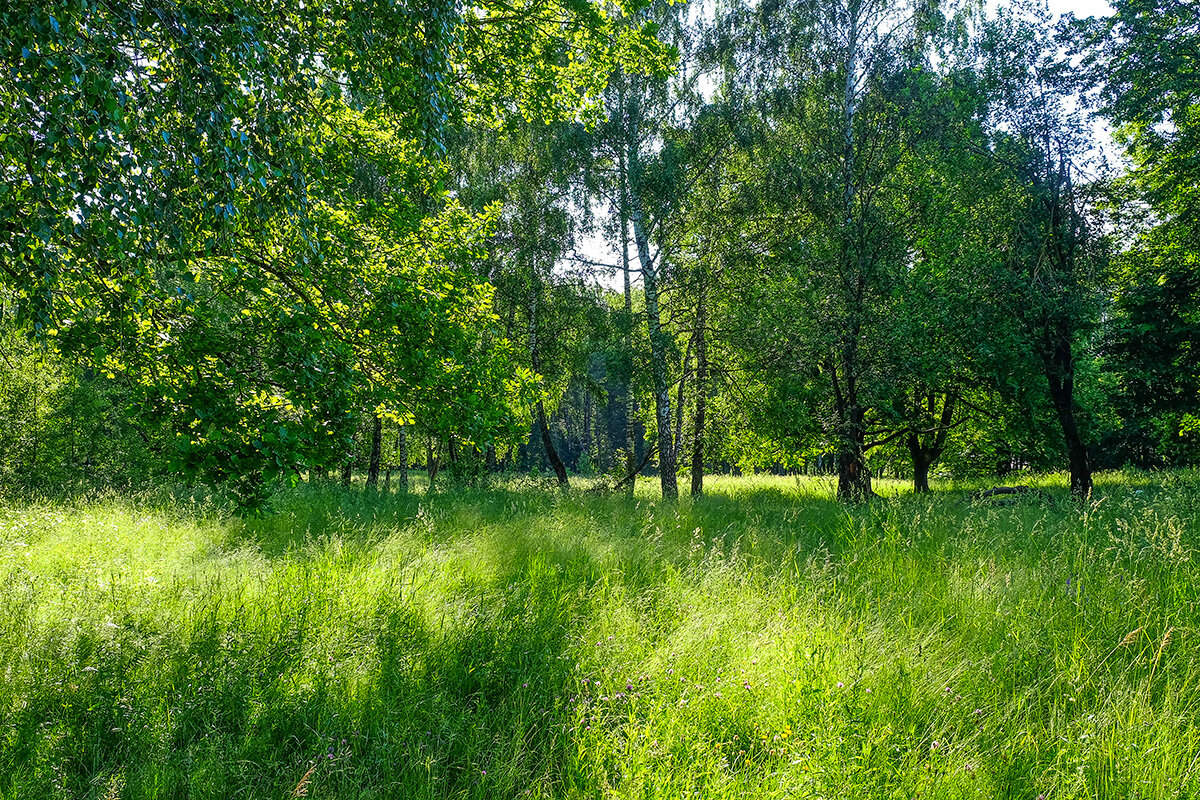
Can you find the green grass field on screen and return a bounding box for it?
[2,472,1198,799]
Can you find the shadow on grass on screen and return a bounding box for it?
[0,500,603,800]
[5,472,1200,798]
[226,481,577,558]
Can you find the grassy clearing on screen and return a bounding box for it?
[1,472,1198,799]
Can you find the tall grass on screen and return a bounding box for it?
[1,471,1198,798]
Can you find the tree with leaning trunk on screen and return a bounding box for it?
[978,5,1108,499]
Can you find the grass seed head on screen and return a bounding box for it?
[291,762,318,798]
[1119,627,1143,647]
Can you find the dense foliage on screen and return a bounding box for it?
[2,0,1198,504]
[1,0,663,506]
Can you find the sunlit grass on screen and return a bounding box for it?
[1,471,1198,798]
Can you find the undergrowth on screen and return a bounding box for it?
[1,471,1198,798]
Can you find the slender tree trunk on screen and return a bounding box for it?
[618,142,638,495]
[842,6,859,212]
[636,224,677,499]
[397,425,408,493]
[627,96,677,500]
[1045,330,1092,499]
[28,373,39,477]
[367,415,382,488]
[536,401,569,485]
[528,283,569,487]
[691,284,707,498]
[341,459,352,488]
[582,392,593,471]
[426,435,439,488]
[674,331,693,465]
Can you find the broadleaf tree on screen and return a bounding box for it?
[1,0,666,507]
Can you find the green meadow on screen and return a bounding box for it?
[2,473,1198,799]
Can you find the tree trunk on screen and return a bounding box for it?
[537,401,569,486]
[426,435,439,488]
[637,226,677,499]
[674,331,693,466]
[909,435,934,493]
[836,415,872,502]
[907,392,956,493]
[1045,332,1092,499]
[690,284,708,498]
[627,97,677,500]
[366,415,382,488]
[830,350,872,501]
[528,282,569,487]
[618,141,639,496]
[582,391,593,471]
[341,459,352,488]
[832,9,872,504]
[397,425,408,493]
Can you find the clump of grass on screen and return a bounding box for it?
[1,471,1198,798]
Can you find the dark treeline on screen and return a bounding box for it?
[2,0,1197,507]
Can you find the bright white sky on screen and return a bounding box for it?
[1041,0,1113,18]
[568,0,1119,286]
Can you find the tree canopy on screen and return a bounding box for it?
[3,0,1199,505]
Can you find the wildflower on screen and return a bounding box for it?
[836,682,844,688]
